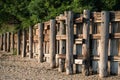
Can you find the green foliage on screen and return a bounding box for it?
[0,0,120,33]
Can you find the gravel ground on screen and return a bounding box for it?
[0,51,120,80]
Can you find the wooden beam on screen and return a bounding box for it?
[75,38,83,44]
[3,33,7,51]
[17,30,20,55]
[56,15,66,21]
[111,33,120,39]
[0,34,3,50]
[7,32,10,52]
[11,32,14,53]
[66,11,74,75]
[50,19,56,68]
[74,59,83,64]
[82,10,90,76]
[38,23,44,63]
[99,11,109,78]
[91,34,101,39]
[56,54,120,61]
[58,17,66,72]
[29,26,33,58]
[74,17,83,23]
[22,29,27,57]
[110,11,120,22]
[56,35,66,40]
[92,12,101,22]
[44,54,50,58]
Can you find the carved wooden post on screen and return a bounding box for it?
[29,26,33,58]
[50,19,56,68]
[7,32,10,52]
[99,11,109,77]
[22,29,26,57]
[38,23,44,63]
[0,34,3,50]
[82,10,90,76]
[58,14,66,72]
[3,33,7,51]
[17,30,20,55]
[66,11,74,75]
[11,32,14,53]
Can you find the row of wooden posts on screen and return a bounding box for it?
[0,10,120,78]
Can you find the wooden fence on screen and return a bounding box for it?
[0,10,120,77]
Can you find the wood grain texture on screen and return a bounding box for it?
[58,14,66,72]
[50,19,56,68]
[22,29,26,57]
[29,26,33,58]
[66,11,74,75]
[38,23,44,63]
[99,11,109,77]
[82,10,90,76]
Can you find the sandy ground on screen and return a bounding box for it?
[0,51,120,80]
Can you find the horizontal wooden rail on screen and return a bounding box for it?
[56,35,66,40]
[56,54,120,61]
[75,38,83,44]
[56,16,66,21]
[44,54,50,58]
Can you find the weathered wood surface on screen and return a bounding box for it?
[1,10,120,77]
[29,26,33,58]
[50,19,56,68]
[17,30,20,55]
[66,11,74,75]
[22,29,26,57]
[11,32,14,53]
[7,32,10,52]
[3,33,7,51]
[58,14,66,72]
[0,34,3,50]
[99,11,109,78]
[82,10,90,76]
[38,23,44,63]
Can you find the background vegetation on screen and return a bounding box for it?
[0,0,120,33]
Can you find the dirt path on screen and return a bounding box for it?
[0,51,120,80]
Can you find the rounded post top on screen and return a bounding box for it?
[83,10,90,18]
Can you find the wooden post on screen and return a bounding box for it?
[17,30,20,55]
[0,34,3,50]
[66,11,74,75]
[38,23,44,63]
[58,14,66,72]
[82,10,90,76]
[50,19,56,68]
[29,26,33,58]
[11,32,14,53]
[99,11,109,77]
[22,29,26,57]
[7,32,10,52]
[3,33,7,51]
